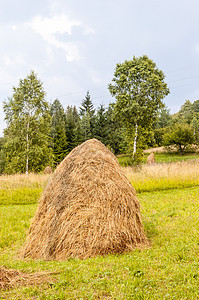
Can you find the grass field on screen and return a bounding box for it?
[0,160,199,299]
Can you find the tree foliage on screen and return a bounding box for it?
[3,71,52,174]
[65,105,81,149]
[50,99,68,166]
[163,124,194,155]
[79,91,96,140]
[108,55,170,158]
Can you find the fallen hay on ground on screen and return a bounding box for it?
[23,139,149,260]
[0,266,56,290]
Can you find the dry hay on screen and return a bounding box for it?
[0,266,55,290]
[146,152,156,164]
[43,165,53,174]
[23,139,149,260]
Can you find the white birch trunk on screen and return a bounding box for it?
[133,123,138,158]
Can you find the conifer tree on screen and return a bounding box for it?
[79,91,95,117]
[50,99,68,166]
[94,104,108,144]
[79,91,96,140]
[65,105,81,150]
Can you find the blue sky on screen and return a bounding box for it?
[0,0,199,136]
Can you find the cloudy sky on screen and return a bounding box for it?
[0,0,199,136]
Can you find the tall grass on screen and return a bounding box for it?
[123,159,199,193]
[0,173,51,189]
[0,173,51,205]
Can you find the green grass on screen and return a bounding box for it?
[143,152,199,163]
[0,187,42,205]
[117,151,199,166]
[131,172,199,193]
[0,183,199,299]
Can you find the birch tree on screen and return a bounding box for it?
[3,71,52,174]
[108,55,170,158]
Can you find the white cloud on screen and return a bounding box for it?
[83,27,95,36]
[3,55,26,66]
[196,45,199,53]
[28,14,94,62]
[29,14,81,38]
[45,46,54,66]
[11,25,17,31]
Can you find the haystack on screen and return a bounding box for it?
[23,139,149,260]
[147,152,156,164]
[43,165,53,174]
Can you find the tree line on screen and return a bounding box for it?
[0,71,125,174]
[0,56,198,174]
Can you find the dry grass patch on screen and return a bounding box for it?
[123,159,199,192]
[0,173,51,190]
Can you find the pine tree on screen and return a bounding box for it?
[79,91,96,140]
[105,104,125,153]
[94,104,108,144]
[50,99,68,166]
[65,105,81,150]
[79,91,95,117]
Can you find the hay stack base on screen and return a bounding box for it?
[147,152,156,164]
[43,166,53,174]
[23,139,149,260]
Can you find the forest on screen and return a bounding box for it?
[0,56,199,174]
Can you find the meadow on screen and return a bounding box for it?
[0,159,199,299]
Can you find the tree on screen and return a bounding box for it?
[193,99,199,114]
[81,113,92,140]
[163,124,194,155]
[65,105,81,150]
[178,100,193,124]
[79,91,95,117]
[0,137,6,174]
[94,104,108,144]
[3,70,52,174]
[108,55,170,159]
[191,117,199,143]
[153,128,167,146]
[50,99,68,166]
[105,103,127,154]
[79,91,96,140]
[154,106,171,129]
